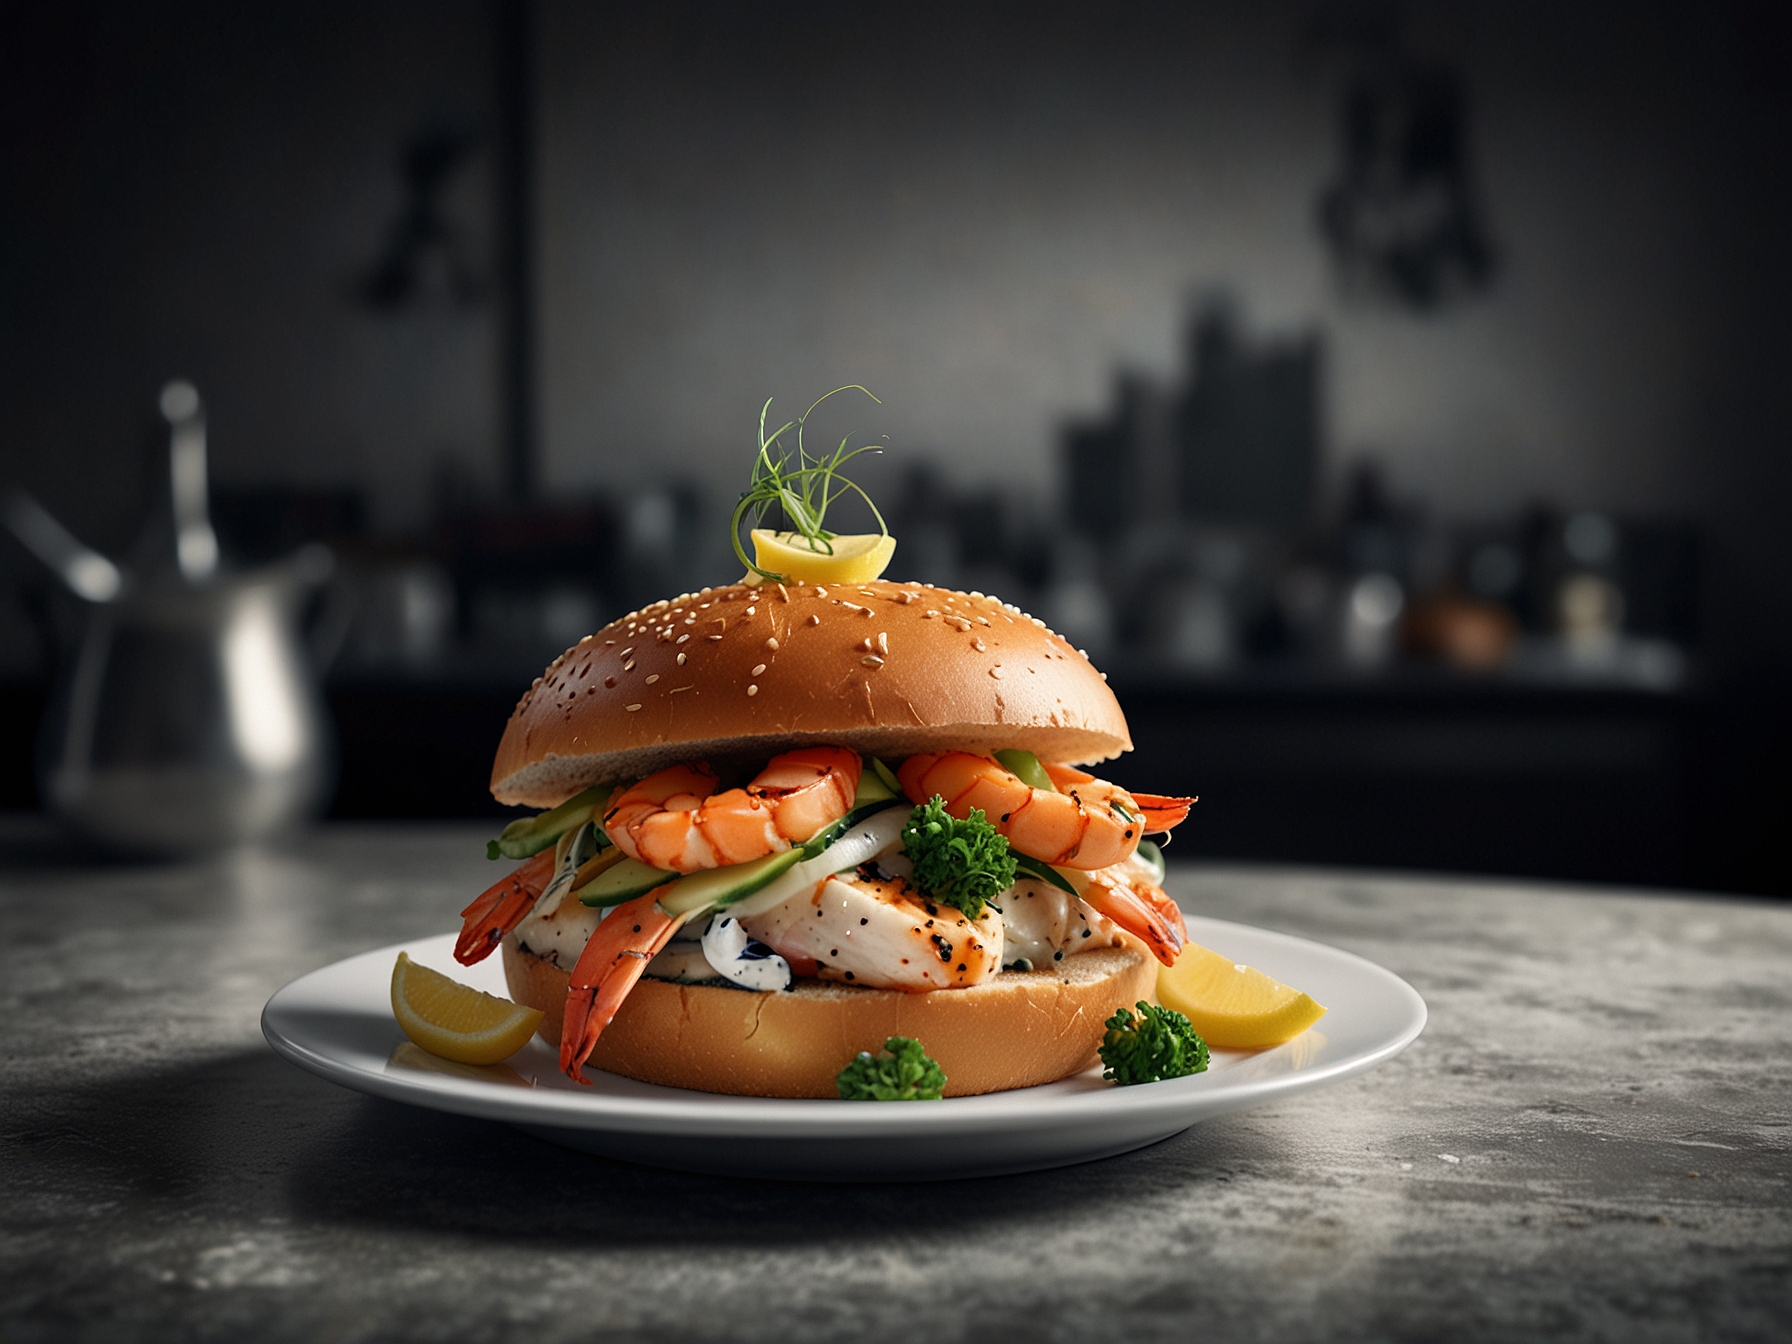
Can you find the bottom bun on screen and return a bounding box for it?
[502,937,1157,1099]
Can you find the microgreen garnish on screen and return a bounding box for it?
[730,386,889,582]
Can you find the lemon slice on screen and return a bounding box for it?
[390,952,543,1065]
[1157,942,1327,1049]
[748,529,895,584]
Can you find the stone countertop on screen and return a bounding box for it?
[2,821,1788,1342]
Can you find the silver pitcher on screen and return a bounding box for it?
[9,381,337,854]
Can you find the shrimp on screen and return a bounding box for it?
[560,891,695,1081]
[603,747,861,872]
[1080,869,1187,967]
[455,820,608,966]
[454,849,556,966]
[897,752,1193,870]
[740,866,1005,991]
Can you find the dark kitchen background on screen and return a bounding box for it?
[2,1,1788,893]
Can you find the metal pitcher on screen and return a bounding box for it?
[38,552,336,854]
[8,379,337,854]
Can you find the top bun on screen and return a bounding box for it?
[491,580,1131,807]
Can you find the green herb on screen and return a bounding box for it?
[730,386,889,582]
[901,795,1018,919]
[1099,1001,1209,1086]
[836,1036,947,1101]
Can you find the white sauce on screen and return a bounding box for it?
[700,914,792,991]
[997,878,1124,969]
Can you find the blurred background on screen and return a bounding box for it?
[1,0,1787,891]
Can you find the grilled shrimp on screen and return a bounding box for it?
[739,865,1004,991]
[897,751,1193,870]
[603,747,860,872]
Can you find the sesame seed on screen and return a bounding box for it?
[604,640,615,646]
[841,601,864,613]
[815,587,828,599]
[807,614,821,626]
[645,674,660,685]
[676,634,689,644]
[856,637,872,652]
[670,684,691,693]
[676,652,686,665]
[862,654,884,667]
[973,638,986,651]
[876,631,888,654]
[747,684,759,697]
[626,703,643,712]
[751,663,767,676]
[623,660,635,672]
[620,648,634,658]
[923,610,939,619]
[765,636,779,650]
[745,605,756,616]
[776,584,789,602]
[977,616,991,626]
[707,634,724,641]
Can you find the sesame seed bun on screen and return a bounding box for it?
[490,581,1131,808]
[502,936,1157,1098]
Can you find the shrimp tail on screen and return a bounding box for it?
[1082,877,1187,967]
[559,892,694,1082]
[1131,793,1196,834]
[454,849,557,966]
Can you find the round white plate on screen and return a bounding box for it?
[262,917,1425,1181]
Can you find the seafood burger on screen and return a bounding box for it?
[455,578,1195,1098]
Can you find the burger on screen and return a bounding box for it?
[451,572,1194,1098]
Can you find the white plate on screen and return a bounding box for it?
[262,918,1425,1181]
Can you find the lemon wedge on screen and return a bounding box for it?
[390,952,543,1065]
[1157,942,1327,1049]
[748,529,895,584]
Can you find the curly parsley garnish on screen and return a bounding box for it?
[836,1036,947,1101]
[901,795,1018,919]
[1099,1001,1209,1086]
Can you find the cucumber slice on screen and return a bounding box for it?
[658,849,805,917]
[851,761,898,809]
[1013,853,1081,896]
[869,756,904,796]
[994,749,1056,793]
[577,856,679,907]
[489,785,615,861]
[801,798,905,860]
[729,806,913,920]
[1134,839,1166,885]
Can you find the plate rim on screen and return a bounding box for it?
[261,916,1427,1138]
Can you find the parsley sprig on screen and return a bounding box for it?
[730,385,889,582]
[901,795,1018,919]
[836,1036,947,1101]
[1099,1001,1209,1086]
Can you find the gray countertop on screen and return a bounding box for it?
[3,820,1788,1342]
